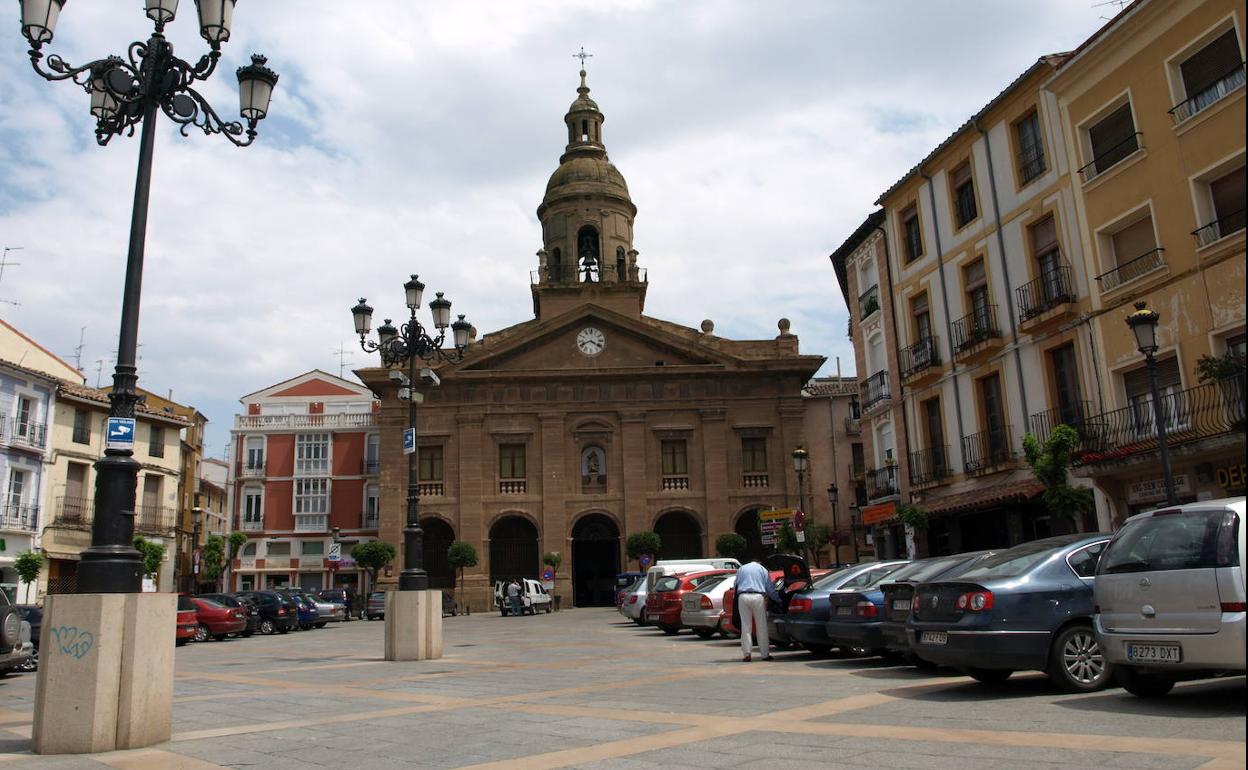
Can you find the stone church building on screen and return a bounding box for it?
[360,70,824,610]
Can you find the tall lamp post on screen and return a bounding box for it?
[1126,301,1178,506]
[352,277,471,591]
[826,484,839,567]
[791,446,810,566]
[190,507,202,592]
[18,0,277,593]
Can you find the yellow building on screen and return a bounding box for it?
[1045,0,1245,520]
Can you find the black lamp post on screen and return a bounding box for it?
[352,278,471,591]
[791,446,811,566]
[190,507,202,592]
[826,483,839,567]
[1126,301,1179,506]
[18,0,277,593]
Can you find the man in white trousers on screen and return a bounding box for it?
[734,559,781,662]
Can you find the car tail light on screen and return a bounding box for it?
[1221,602,1246,612]
[956,591,994,612]
[628,595,637,604]
[700,596,713,610]
[788,597,813,614]
[277,608,286,615]
[854,601,878,618]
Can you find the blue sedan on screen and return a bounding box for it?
[774,561,908,654]
[908,533,1112,691]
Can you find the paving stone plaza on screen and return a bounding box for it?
[0,610,1243,769]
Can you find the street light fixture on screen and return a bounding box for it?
[826,483,839,567]
[1126,301,1178,506]
[191,507,203,591]
[791,446,811,566]
[17,0,277,593]
[352,278,471,591]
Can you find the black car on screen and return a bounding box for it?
[197,593,259,636]
[234,591,299,634]
[877,551,995,663]
[318,587,361,619]
[14,605,41,672]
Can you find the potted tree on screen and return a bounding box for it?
[446,541,478,615]
[626,531,662,570]
[14,550,43,604]
[351,541,398,592]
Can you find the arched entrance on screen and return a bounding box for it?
[734,508,766,563]
[655,510,703,560]
[489,515,539,585]
[421,517,455,589]
[571,513,620,607]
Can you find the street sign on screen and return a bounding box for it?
[402,428,416,455]
[542,567,554,582]
[105,417,136,450]
[639,554,653,569]
[758,508,794,546]
[328,542,342,563]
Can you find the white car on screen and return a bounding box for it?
[1095,497,1246,697]
[619,580,648,624]
[680,573,736,637]
[494,579,553,615]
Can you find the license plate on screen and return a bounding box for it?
[836,606,852,616]
[1125,642,1182,664]
[920,631,948,645]
[892,599,911,611]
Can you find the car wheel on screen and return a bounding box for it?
[906,653,938,670]
[259,619,275,635]
[967,668,1013,684]
[175,639,188,647]
[193,625,210,643]
[241,631,254,637]
[632,617,644,626]
[545,605,552,614]
[278,627,290,634]
[213,634,228,641]
[315,622,327,629]
[1115,666,1175,698]
[693,628,714,639]
[803,643,834,656]
[1047,623,1112,692]
[661,626,679,636]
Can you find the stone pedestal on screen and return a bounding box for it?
[384,590,443,661]
[32,592,176,755]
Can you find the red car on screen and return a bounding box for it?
[188,597,247,642]
[644,570,735,635]
[722,569,832,636]
[176,596,198,646]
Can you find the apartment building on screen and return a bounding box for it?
[1045,0,1245,520]
[0,359,57,601]
[801,374,869,565]
[228,370,381,593]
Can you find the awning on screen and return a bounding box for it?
[918,470,1044,515]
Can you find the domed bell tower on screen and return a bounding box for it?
[533,68,646,320]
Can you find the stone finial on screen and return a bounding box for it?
[700,319,714,334]
[778,318,792,335]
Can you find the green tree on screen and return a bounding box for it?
[225,531,248,591]
[776,522,800,554]
[446,541,479,597]
[805,523,831,568]
[352,540,398,587]
[199,535,226,589]
[14,551,43,598]
[542,551,563,573]
[897,503,929,531]
[715,533,748,561]
[625,531,662,566]
[133,536,166,580]
[1024,425,1095,523]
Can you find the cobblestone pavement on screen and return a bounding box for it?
[0,609,1243,769]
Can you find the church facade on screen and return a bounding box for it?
[360,70,824,610]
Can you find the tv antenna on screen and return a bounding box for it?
[333,342,355,378]
[0,246,21,307]
[68,327,86,371]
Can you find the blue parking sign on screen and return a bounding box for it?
[106,417,136,450]
[403,428,416,455]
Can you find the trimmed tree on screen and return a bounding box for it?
[225,531,248,591]
[352,540,397,588]
[625,531,662,567]
[1024,424,1095,524]
[14,550,43,601]
[199,535,226,591]
[805,523,831,568]
[542,551,562,575]
[714,533,748,561]
[446,541,479,597]
[133,536,166,581]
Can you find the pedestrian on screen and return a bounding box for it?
[733,559,780,662]
[507,578,523,616]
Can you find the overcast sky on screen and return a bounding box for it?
[0,1,1113,457]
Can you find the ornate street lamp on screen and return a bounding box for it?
[826,483,839,567]
[352,277,471,591]
[1126,301,1178,506]
[17,0,277,593]
[791,446,811,566]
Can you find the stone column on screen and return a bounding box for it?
[539,412,571,602]
[700,407,729,552]
[456,413,487,610]
[620,412,648,568]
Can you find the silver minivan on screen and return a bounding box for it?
[1094,497,1246,697]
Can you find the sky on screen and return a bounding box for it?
[0,1,1116,458]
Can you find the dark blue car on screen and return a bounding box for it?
[774,561,908,654]
[878,550,996,662]
[908,533,1111,691]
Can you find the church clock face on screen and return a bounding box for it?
[576,327,605,356]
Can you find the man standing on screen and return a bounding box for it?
[734,560,780,662]
[507,578,523,616]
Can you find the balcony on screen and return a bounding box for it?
[239,462,265,479]
[859,284,881,320]
[136,505,177,536]
[865,465,899,501]
[843,416,861,435]
[848,461,866,482]
[1095,248,1166,293]
[909,446,951,490]
[952,306,1002,363]
[294,514,329,532]
[240,518,264,532]
[1017,265,1077,332]
[1072,377,1244,466]
[1079,132,1143,184]
[362,512,379,529]
[1169,63,1246,124]
[1,419,47,450]
[362,458,381,475]
[1018,144,1045,184]
[661,476,690,492]
[262,556,292,570]
[1193,209,1245,249]
[1029,401,1094,446]
[53,496,92,527]
[418,482,445,497]
[499,479,527,495]
[899,337,941,385]
[962,425,1015,477]
[860,371,891,414]
[0,503,38,531]
[743,473,769,488]
[233,413,376,430]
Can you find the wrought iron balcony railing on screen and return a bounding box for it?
[1018,143,1045,184]
[1096,248,1165,292]
[899,337,940,380]
[239,461,265,479]
[952,306,1001,354]
[136,505,178,535]
[1192,209,1246,249]
[909,446,951,487]
[962,425,1014,476]
[865,465,899,500]
[1169,63,1246,124]
[0,503,38,531]
[860,370,891,411]
[1029,401,1094,446]
[54,496,92,526]
[1017,265,1077,322]
[1079,132,1142,183]
[859,284,881,320]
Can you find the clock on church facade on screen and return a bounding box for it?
[359,68,825,610]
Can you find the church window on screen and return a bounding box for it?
[577,225,600,281]
[581,119,589,141]
[741,438,767,474]
[499,444,526,480]
[661,440,688,476]
[419,445,443,482]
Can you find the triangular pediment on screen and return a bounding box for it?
[243,369,375,401]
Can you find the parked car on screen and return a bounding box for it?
[14,605,42,672]
[645,569,735,634]
[288,591,322,629]
[1095,497,1246,697]
[310,595,347,625]
[366,591,385,620]
[908,533,1111,691]
[776,561,908,654]
[235,591,299,634]
[318,587,361,620]
[723,570,784,638]
[879,551,995,662]
[680,573,737,638]
[175,595,198,646]
[643,559,740,592]
[617,576,644,608]
[196,593,258,636]
[493,579,554,616]
[615,572,645,607]
[188,597,247,642]
[618,579,649,624]
[0,593,33,673]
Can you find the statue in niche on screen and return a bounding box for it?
[582,446,606,488]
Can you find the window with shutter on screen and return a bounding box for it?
[901,205,923,262]
[1179,30,1242,100]
[1210,166,1245,228]
[952,162,977,227]
[1110,216,1157,267]
[1124,356,1184,436]
[1015,111,1045,183]
[1087,103,1138,173]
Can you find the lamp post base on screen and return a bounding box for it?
[398,569,428,592]
[383,589,443,661]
